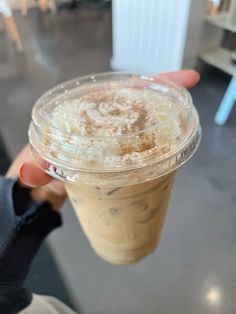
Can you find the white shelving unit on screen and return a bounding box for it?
[200,0,236,74]
[204,12,236,32]
[201,47,236,75]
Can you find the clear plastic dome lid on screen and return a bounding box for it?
[29,72,201,185]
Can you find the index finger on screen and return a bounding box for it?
[157,70,200,89]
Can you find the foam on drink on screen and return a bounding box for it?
[42,85,184,172]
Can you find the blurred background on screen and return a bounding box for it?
[0,0,236,313]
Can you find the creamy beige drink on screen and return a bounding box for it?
[65,173,175,264]
[29,73,201,264]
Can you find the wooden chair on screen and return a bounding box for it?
[0,0,23,51]
[21,0,57,15]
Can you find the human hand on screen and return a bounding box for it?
[6,70,200,210]
[6,145,66,210]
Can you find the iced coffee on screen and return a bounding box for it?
[29,73,201,264]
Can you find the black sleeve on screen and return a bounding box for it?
[0,177,62,314]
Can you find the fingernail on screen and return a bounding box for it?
[194,71,200,82]
[19,164,26,182]
[19,164,30,188]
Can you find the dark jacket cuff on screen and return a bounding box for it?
[0,283,32,314]
[0,176,62,283]
[0,176,62,256]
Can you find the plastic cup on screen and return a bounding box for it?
[29,72,201,264]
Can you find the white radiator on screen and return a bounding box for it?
[111,0,191,74]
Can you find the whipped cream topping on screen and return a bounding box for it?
[43,86,183,169]
[51,88,174,136]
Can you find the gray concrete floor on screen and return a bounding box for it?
[1,8,236,314]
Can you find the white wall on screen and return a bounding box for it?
[111,0,191,74]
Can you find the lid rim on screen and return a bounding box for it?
[29,127,201,186]
[29,117,201,181]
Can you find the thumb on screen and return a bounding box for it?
[19,162,53,188]
[19,162,67,210]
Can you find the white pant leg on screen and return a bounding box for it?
[19,294,77,314]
